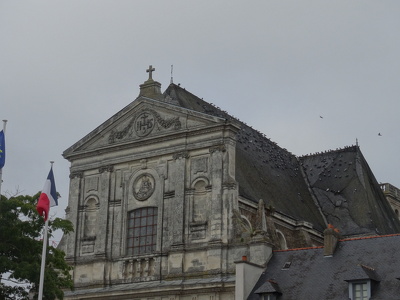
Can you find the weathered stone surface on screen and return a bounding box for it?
[61,70,399,299]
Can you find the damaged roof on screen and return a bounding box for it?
[247,234,400,300]
[164,83,400,235]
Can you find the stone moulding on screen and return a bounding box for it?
[164,191,175,198]
[209,144,226,153]
[69,171,84,179]
[66,124,229,162]
[99,165,114,173]
[173,151,190,160]
[108,199,122,206]
[189,221,208,240]
[222,182,236,189]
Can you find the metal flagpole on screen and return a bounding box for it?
[0,119,8,197]
[38,218,49,300]
[37,161,54,300]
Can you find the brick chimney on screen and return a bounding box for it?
[323,224,340,256]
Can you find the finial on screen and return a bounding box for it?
[170,64,174,84]
[356,138,358,147]
[2,120,7,133]
[50,161,54,168]
[146,65,155,80]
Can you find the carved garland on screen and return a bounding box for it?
[108,118,135,143]
[108,109,181,144]
[150,109,181,130]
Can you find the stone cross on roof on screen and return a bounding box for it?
[146,65,155,80]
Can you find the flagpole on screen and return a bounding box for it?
[0,119,7,197]
[37,161,54,300]
[38,218,49,300]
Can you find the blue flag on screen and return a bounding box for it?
[0,130,5,169]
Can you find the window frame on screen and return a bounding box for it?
[348,280,371,300]
[126,207,158,256]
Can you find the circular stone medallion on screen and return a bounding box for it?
[135,111,155,137]
[133,174,155,201]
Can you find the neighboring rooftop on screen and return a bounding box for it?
[300,146,400,236]
[248,234,400,300]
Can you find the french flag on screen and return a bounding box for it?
[36,167,58,221]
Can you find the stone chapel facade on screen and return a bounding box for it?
[60,67,400,299]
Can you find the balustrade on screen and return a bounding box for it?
[123,256,156,281]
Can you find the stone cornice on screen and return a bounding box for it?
[173,151,190,160]
[64,123,236,161]
[209,144,226,153]
[70,171,84,179]
[99,165,114,173]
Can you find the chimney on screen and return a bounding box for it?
[323,224,340,256]
[235,256,265,300]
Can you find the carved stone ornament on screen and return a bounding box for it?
[108,108,182,143]
[173,151,190,160]
[69,171,83,179]
[133,174,155,201]
[99,165,114,173]
[209,144,226,153]
[135,111,155,137]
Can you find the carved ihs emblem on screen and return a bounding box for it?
[135,112,155,137]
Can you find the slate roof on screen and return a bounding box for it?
[164,83,400,235]
[247,234,400,300]
[164,84,326,231]
[300,147,400,236]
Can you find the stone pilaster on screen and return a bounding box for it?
[209,145,225,241]
[66,171,83,260]
[171,152,187,246]
[95,167,112,257]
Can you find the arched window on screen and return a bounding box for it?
[193,180,207,222]
[127,207,157,255]
[84,198,98,239]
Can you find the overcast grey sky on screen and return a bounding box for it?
[1,1,400,231]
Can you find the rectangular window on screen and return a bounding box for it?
[127,207,157,255]
[353,282,368,300]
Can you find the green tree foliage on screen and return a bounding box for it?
[0,193,74,299]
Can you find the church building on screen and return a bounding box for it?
[60,66,400,299]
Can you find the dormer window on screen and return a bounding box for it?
[345,264,379,300]
[254,280,282,300]
[351,281,369,300]
[261,294,278,300]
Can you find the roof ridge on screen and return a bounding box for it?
[273,234,400,253]
[340,233,400,242]
[299,145,359,158]
[273,245,324,252]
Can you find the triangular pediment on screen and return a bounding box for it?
[63,96,226,159]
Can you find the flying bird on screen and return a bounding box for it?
[378,133,382,136]
[320,116,323,119]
